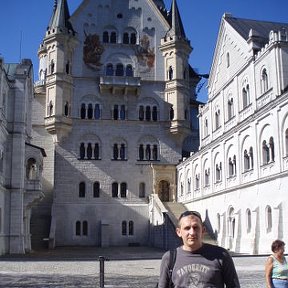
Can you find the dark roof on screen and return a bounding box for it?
[226,16,288,42]
[167,0,186,39]
[3,63,18,80]
[47,0,75,34]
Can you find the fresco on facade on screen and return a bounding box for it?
[83,32,104,70]
[136,34,155,71]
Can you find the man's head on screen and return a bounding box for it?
[176,211,205,252]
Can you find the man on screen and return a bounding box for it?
[158,211,240,288]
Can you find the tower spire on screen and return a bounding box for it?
[169,0,186,39]
[47,0,75,35]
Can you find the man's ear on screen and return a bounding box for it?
[176,227,182,238]
[202,225,206,235]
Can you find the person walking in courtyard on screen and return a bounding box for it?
[265,239,288,288]
[158,210,240,287]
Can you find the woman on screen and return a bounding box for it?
[265,240,288,288]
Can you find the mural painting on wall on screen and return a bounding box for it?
[83,32,104,70]
[136,34,155,72]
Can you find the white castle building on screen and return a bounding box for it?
[177,14,288,254]
[0,58,46,254]
[30,0,200,251]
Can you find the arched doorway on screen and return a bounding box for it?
[158,180,170,202]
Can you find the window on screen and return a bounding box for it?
[113,105,126,120]
[66,61,70,74]
[121,220,134,236]
[261,68,269,93]
[227,97,234,120]
[215,162,222,183]
[195,173,200,190]
[228,155,236,177]
[138,144,158,161]
[122,221,127,235]
[93,182,100,198]
[242,84,250,109]
[106,63,114,76]
[103,31,109,43]
[76,221,81,236]
[79,142,101,160]
[243,147,254,171]
[120,183,127,198]
[246,209,251,233]
[50,60,55,74]
[139,106,144,121]
[168,66,173,80]
[204,168,210,187]
[139,183,145,198]
[126,65,133,77]
[215,109,220,130]
[226,52,230,68]
[187,178,191,194]
[26,158,37,180]
[139,105,158,121]
[79,182,86,198]
[129,221,134,235]
[64,102,69,116]
[80,103,101,120]
[81,103,86,119]
[115,63,124,76]
[76,221,88,236]
[112,182,118,197]
[204,118,208,137]
[123,32,129,44]
[261,137,275,165]
[48,101,53,116]
[285,129,288,156]
[110,32,117,43]
[244,150,249,171]
[266,205,272,233]
[87,143,92,159]
[82,221,88,236]
[113,143,126,160]
[88,103,93,119]
[170,106,174,120]
[152,106,158,121]
[269,137,275,162]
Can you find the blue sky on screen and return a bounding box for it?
[1,0,288,102]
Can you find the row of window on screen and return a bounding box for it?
[180,136,276,192]
[102,31,137,45]
[204,68,270,136]
[79,143,159,161]
[218,205,274,238]
[75,220,135,236]
[78,181,146,198]
[80,104,159,121]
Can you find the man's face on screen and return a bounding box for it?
[176,215,205,251]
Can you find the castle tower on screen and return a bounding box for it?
[39,0,77,142]
[159,0,193,137]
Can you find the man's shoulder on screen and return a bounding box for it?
[203,243,231,256]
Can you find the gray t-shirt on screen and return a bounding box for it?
[158,243,240,288]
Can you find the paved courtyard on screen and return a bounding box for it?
[0,247,267,287]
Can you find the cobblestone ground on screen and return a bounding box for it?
[0,256,266,287]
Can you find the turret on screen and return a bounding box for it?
[159,0,192,136]
[37,0,78,142]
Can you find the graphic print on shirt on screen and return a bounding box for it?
[176,264,209,288]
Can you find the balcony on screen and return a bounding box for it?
[100,76,141,95]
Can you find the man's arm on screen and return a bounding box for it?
[158,251,171,288]
[222,251,240,288]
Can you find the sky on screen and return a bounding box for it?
[1,0,288,102]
